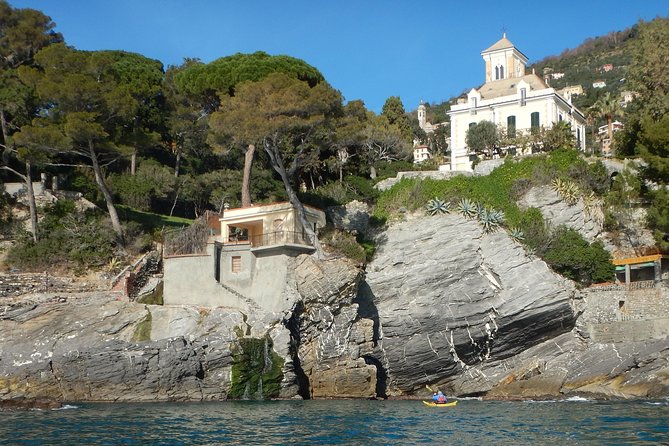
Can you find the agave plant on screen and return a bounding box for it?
[426,197,450,215]
[457,198,477,219]
[583,191,604,225]
[478,207,503,233]
[551,177,564,193]
[489,208,505,227]
[474,201,486,220]
[552,177,580,205]
[509,227,525,242]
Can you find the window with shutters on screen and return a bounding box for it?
[231,256,242,273]
[531,112,540,130]
[507,115,516,138]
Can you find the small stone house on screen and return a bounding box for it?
[163,202,326,311]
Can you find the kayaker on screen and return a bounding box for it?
[431,392,439,402]
[436,390,448,404]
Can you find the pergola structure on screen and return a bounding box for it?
[613,254,667,289]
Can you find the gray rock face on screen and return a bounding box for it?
[1,212,668,402]
[362,214,578,395]
[0,294,240,401]
[326,200,371,235]
[518,186,603,242]
[359,213,669,399]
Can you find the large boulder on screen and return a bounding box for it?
[362,213,578,396]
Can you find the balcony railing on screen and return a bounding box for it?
[226,230,315,248]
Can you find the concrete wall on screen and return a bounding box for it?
[163,242,301,313]
[590,318,669,343]
[163,244,248,309]
[580,286,669,343]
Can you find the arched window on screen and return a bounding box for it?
[495,66,499,80]
[499,65,505,79]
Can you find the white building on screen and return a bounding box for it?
[447,34,587,171]
[413,145,431,163]
[558,85,584,102]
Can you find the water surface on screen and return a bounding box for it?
[2,398,668,445]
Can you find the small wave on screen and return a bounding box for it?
[53,404,79,411]
[563,396,590,402]
[644,401,669,406]
[524,400,557,403]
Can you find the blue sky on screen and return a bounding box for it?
[9,1,669,113]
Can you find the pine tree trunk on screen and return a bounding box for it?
[24,161,39,243]
[89,140,123,238]
[0,109,8,147]
[130,150,137,175]
[174,149,181,177]
[263,139,323,259]
[241,144,255,207]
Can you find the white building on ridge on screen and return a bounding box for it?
[447,34,587,171]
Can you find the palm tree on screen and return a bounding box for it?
[585,106,599,155]
[591,92,623,153]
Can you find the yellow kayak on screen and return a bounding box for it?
[423,400,457,407]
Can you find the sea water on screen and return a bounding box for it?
[1,398,668,445]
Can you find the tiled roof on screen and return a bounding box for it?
[478,74,548,100]
[482,34,515,53]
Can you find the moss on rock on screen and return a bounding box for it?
[229,335,284,400]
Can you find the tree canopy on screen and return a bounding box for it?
[465,121,498,155]
[174,51,324,98]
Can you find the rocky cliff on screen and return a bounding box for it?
[1,212,668,402]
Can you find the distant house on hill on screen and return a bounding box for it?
[446,33,586,171]
[163,202,326,311]
[593,80,607,89]
[601,63,614,72]
[620,90,638,107]
[558,85,584,102]
[413,145,431,164]
[598,121,624,154]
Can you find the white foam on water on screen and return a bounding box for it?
[52,404,79,410]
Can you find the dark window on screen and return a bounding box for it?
[500,65,504,79]
[214,244,221,282]
[507,115,516,138]
[495,66,499,80]
[531,112,540,132]
[520,88,527,106]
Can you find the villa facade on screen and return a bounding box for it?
[447,34,587,171]
[163,202,326,311]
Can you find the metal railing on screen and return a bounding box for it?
[239,230,315,248]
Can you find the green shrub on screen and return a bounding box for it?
[374,160,416,180]
[7,200,117,273]
[320,228,367,264]
[646,188,669,251]
[343,175,379,202]
[543,226,615,285]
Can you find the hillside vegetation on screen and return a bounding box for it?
[0,1,666,282]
